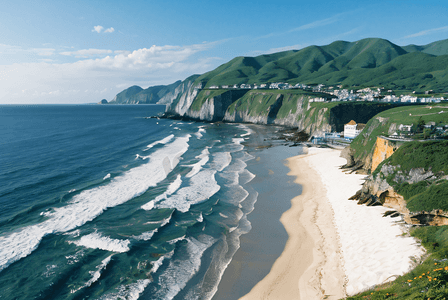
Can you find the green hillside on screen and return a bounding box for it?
[403,39,448,56]
[349,103,448,172]
[193,37,448,93]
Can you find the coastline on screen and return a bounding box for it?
[239,147,346,300]
[239,146,425,299]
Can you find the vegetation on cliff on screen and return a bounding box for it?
[373,141,448,212]
[349,103,448,173]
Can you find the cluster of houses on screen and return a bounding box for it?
[310,87,446,103]
[312,119,448,145]
[208,82,447,104]
[391,122,448,139]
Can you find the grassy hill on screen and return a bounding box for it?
[193,37,448,93]
[349,103,448,172]
[110,80,183,104]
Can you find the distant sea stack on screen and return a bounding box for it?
[98,99,108,104]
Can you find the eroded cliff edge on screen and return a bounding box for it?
[347,140,448,226]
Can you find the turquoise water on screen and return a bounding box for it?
[0,105,261,299]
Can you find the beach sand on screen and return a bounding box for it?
[240,147,424,299]
[240,148,346,300]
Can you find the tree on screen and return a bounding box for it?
[418,117,426,131]
[423,128,431,139]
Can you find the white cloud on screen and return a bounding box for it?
[288,15,342,33]
[32,48,56,56]
[267,44,309,54]
[403,26,448,39]
[92,26,115,34]
[92,25,104,33]
[60,48,113,58]
[0,42,221,104]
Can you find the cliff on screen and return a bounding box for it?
[108,76,200,105]
[348,140,448,226]
[345,103,448,174]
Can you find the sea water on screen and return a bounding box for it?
[0,104,260,300]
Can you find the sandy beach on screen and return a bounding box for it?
[240,147,424,300]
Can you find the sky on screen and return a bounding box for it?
[1,0,448,104]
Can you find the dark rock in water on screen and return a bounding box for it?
[98,99,108,104]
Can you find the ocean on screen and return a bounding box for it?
[0,104,302,300]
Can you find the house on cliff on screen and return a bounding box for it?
[344,120,366,139]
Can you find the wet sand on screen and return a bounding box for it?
[239,149,346,300]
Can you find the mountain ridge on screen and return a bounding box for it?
[108,37,448,105]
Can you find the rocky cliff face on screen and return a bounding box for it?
[349,161,448,226]
[166,81,203,116]
[166,88,335,135]
[371,137,400,171]
[343,117,408,174]
[158,75,200,105]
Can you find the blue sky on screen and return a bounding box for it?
[1,0,448,104]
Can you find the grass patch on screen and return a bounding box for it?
[407,181,448,212]
[387,140,448,174]
[350,103,448,173]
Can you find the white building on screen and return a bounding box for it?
[344,120,366,139]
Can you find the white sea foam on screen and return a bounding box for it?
[149,250,175,275]
[157,170,220,213]
[232,137,245,144]
[194,127,206,139]
[168,236,186,245]
[239,169,256,185]
[63,229,80,237]
[98,279,151,300]
[144,134,175,150]
[70,232,130,253]
[142,174,182,210]
[0,135,190,272]
[133,230,157,241]
[211,152,232,172]
[217,171,239,186]
[184,148,210,178]
[237,124,253,137]
[223,158,246,173]
[151,235,216,300]
[65,249,84,265]
[103,173,111,180]
[134,212,173,241]
[141,200,155,211]
[85,255,113,286]
[71,254,113,293]
[240,152,255,162]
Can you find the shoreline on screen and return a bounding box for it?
[239,147,346,300]
[239,146,425,299]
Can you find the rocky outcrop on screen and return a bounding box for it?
[223,93,283,124]
[158,75,200,105]
[182,90,249,122]
[165,82,204,117]
[223,91,332,135]
[349,162,448,226]
[98,99,108,104]
[371,136,399,171]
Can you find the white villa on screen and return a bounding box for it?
[344,120,366,139]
